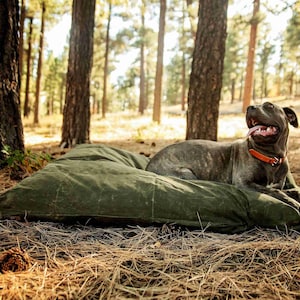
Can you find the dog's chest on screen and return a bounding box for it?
[239,158,288,187]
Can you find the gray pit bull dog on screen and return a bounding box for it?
[146,102,300,209]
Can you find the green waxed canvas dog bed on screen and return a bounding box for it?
[0,144,300,233]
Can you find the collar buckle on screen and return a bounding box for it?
[271,157,280,167]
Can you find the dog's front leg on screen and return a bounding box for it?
[284,189,300,202]
[281,172,300,202]
[247,183,300,210]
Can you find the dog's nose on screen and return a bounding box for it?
[247,105,256,112]
[262,102,274,109]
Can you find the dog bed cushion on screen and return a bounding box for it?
[0,144,300,233]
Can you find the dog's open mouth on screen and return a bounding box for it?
[247,119,278,137]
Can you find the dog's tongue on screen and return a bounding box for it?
[247,125,277,136]
[247,125,265,136]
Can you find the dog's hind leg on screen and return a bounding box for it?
[173,167,198,180]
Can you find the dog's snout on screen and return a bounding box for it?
[247,102,274,113]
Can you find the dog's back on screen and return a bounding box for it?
[146,139,243,182]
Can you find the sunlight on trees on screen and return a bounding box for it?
[153,0,166,124]
[242,0,260,113]
[5,0,298,146]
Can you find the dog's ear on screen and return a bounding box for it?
[283,107,298,128]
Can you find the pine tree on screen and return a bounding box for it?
[60,0,96,148]
[186,0,228,141]
[0,0,25,160]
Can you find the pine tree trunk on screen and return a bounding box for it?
[23,17,33,118]
[59,75,65,114]
[181,52,186,111]
[186,0,228,141]
[34,1,46,125]
[0,0,24,160]
[231,78,236,103]
[19,0,26,87]
[153,0,166,124]
[60,0,96,148]
[181,1,187,111]
[138,2,146,115]
[102,2,111,119]
[242,0,259,113]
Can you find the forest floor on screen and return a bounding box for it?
[1,97,300,190]
[2,98,300,299]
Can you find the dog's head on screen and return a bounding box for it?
[246,102,298,147]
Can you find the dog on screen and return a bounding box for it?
[146,102,300,209]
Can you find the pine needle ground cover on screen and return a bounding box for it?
[1,220,300,299]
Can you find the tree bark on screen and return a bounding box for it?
[102,2,111,119]
[23,17,33,118]
[152,0,166,124]
[0,0,24,160]
[181,1,187,111]
[60,0,96,148]
[19,0,26,87]
[138,1,146,115]
[33,1,46,125]
[231,78,236,103]
[186,0,228,141]
[181,52,186,111]
[242,0,260,113]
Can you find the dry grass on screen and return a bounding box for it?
[0,168,19,193]
[22,105,249,148]
[1,221,300,299]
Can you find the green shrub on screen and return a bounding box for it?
[0,145,52,180]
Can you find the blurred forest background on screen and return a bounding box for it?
[19,0,300,121]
